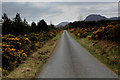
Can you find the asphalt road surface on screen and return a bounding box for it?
[38,30,118,78]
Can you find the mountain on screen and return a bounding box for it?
[56,22,69,27]
[109,17,119,20]
[85,14,107,21]
[85,14,119,21]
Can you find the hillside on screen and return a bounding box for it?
[85,14,119,21]
[56,22,69,27]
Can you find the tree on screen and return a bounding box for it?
[12,13,30,35]
[23,18,31,34]
[37,19,48,31]
[13,13,23,35]
[31,21,37,32]
[48,24,56,30]
[14,13,22,23]
[23,19,28,26]
[2,13,13,35]
[2,13,10,22]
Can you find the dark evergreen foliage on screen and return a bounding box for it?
[64,20,119,29]
[2,13,56,36]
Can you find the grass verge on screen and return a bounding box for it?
[2,31,62,78]
[69,32,120,76]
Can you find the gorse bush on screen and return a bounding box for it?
[68,22,120,42]
[2,30,59,74]
[89,24,120,41]
[2,13,61,75]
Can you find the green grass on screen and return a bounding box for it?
[110,45,120,56]
[69,32,120,76]
[3,32,62,78]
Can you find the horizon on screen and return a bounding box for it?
[1,13,119,25]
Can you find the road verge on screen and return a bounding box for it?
[2,31,62,78]
[69,32,120,76]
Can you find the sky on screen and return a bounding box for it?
[2,0,120,2]
[1,0,119,25]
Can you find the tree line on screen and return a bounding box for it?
[2,13,56,36]
[64,20,120,29]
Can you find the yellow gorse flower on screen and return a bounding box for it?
[11,48,16,51]
[17,42,21,45]
[102,27,105,29]
[35,43,39,46]
[2,45,10,47]
[24,34,27,36]
[22,53,27,57]
[77,33,81,37]
[7,37,20,41]
[0,68,2,71]
[95,35,98,38]
[69,29,74,32]
[25,38,28,40]
[22,50,23,52]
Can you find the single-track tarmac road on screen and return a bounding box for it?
[38,30,118,78]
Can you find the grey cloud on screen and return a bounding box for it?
[2,2,63,20]
[3,0,120,2]
[2,2,118,24]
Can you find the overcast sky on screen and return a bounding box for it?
[2,0,120,2]
[1,1,119,25]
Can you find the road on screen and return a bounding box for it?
[38,30,118,78]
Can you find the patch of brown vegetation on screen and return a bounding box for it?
[97,40,117,53]
[89,40,98,47]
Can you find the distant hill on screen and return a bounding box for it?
[85,14,119,21]
[109,17,119,20]
[56,22,69,27]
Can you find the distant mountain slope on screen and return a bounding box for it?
[85,14,107,21]
[56,22,69,27]
[85,14,119,21]
[109,17,119,20]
